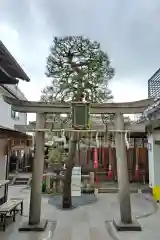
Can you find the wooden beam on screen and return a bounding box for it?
[0,132,31,140]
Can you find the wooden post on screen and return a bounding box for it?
[90,172,94,185]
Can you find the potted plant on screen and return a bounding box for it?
[46,147,67,192]
[46,148,62,170]
[82,182,95,194]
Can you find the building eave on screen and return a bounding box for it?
[0,67,19,85]
[0,125,31,139]
[1,85,19,100]
[0,41,30,82]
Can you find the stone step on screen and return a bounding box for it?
[98,188,119,193]
[13,177,30,185]
[15,178,29,180]
[98,187,150,193]
[14,181,28,185]
[8,176,14,185]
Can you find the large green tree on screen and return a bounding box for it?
[41,36,114,103]
[41,36,115,209]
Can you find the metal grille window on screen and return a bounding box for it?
[148,68,160,98]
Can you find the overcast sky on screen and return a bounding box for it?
[0,0,160,120]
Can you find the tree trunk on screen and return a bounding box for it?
[62,132,78,208]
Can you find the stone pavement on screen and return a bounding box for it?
[0,186,159,240]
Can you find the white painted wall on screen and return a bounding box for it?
[148,131,160,188]
[148,134,154,188]
[0,86,27,129]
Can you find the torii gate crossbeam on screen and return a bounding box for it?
[3,96,154,114]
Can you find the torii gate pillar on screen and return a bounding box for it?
[113,113,141,231]
[19,113,47,231]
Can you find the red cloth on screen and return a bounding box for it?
[94,148,98,169]
[94,148,99,183]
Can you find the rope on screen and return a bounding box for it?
[33,129,131,133]
[61,129,66,145]
[96,132,100,148]
[124,131,130,149]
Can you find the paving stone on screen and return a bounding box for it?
[71,223,90,240]
[90,227,112,240]
[48,194,98,210]
[1,186,159,240]
[53,227,71,240]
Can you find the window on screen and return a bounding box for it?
[11,109,20,120]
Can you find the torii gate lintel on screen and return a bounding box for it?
[3,96,154,114]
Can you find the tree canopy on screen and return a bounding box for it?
[41,36,115,103]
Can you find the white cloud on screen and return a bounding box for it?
[109,79,148,103]
[1,0,158,122]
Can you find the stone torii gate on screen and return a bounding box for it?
[3,96,153,231]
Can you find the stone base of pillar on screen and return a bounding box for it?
[112,218,141,231]
[19,219,48,232]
